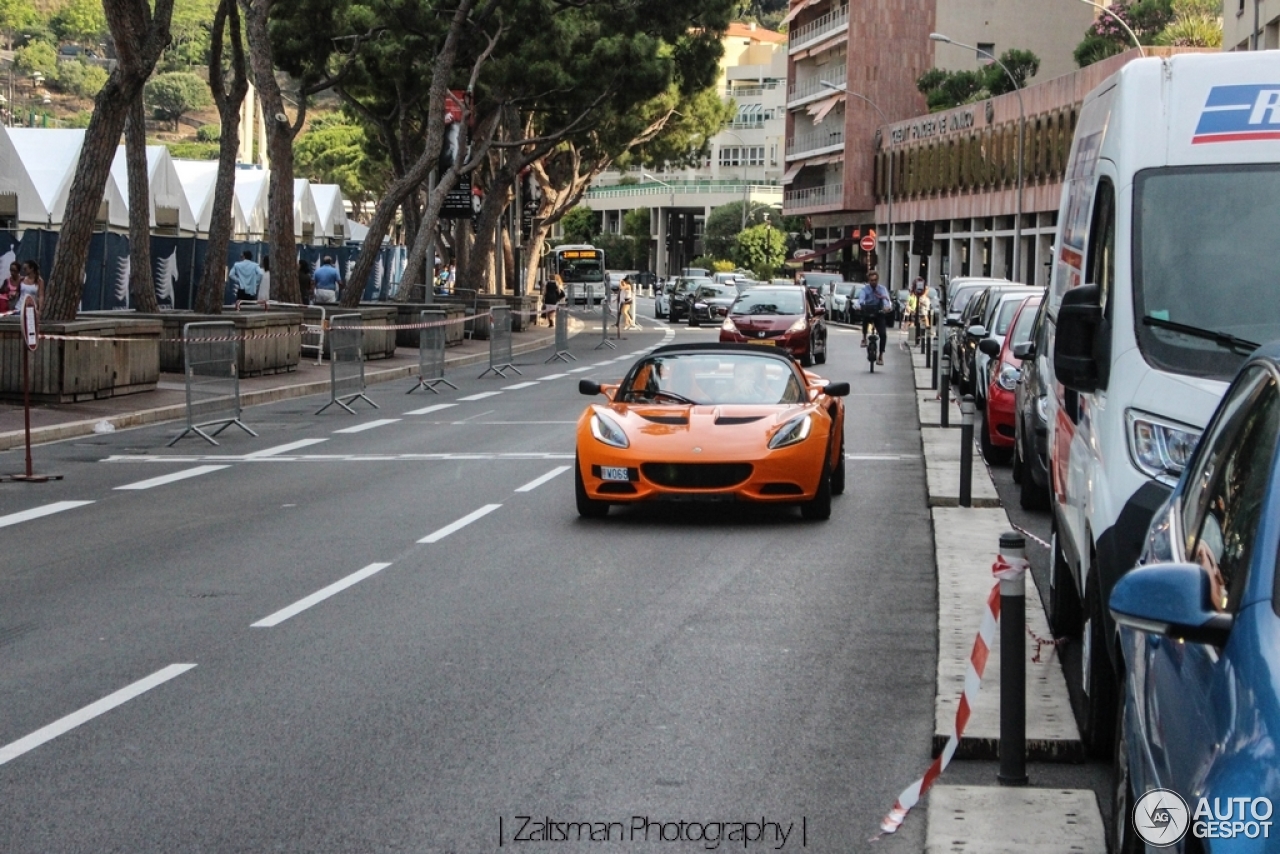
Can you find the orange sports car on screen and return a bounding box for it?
[574,343,849,520]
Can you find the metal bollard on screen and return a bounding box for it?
[931,313,941,390]
[997,531,1029,786]
[959,395,974,507]
[595,297,617,350]
[939,350,951,428]
[925,331,933,368]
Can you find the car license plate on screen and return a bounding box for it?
[749,339,776,346]
[600,466,630,482]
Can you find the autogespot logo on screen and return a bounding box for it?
[1133,789,1190,847]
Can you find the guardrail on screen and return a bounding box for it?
[168,321,258,446]
[407,309,459,394]
[478,305,521,378]
[784,183,844,209]
[315,313,377,415]
[788,5,849,52]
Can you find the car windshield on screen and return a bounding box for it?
[732,290,805,315]
[697,285,736,300]
[1009,299,1040,346]
[993,297,1025,336]
[948,286,982,315]
[675,278,711,294]
[619,353,805,406]
[1134,165,1280,381]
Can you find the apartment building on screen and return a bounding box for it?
[1225,0,1280,49]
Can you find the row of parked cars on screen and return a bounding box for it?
[942,52,1280,853]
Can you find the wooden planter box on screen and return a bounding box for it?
[134,311,302,377]
[0,316,161,403]
[387,303,467,348]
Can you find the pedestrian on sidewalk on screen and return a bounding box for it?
[229,251,263,303]
[620,276,639,330]
[19,260,43,311]
[0,261,20,313]
[258,257,271,305]
[542,275,562,326]
[313,256,342,304]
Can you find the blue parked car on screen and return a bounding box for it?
[1109,344,1280,853]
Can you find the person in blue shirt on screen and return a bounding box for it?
[858,270,892,365]
[229,251,263,302]
[312,256,342,304]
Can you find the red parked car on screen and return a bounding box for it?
[719,286,828,367]
[978,295,1041,464]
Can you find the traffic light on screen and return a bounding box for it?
[911,220,935,257]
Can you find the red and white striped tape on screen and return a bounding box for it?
[874,553,1029,838]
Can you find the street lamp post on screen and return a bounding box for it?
[930,33,1026,283]
[820,80,893,294]
[718,129,755,231]
[1076,0,1145,56]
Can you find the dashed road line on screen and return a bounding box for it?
[418,504,502,543]
[251,562,393,627]
[405,402,458,416]
[0,664,197,766]
[0,500,95,529]
[115,465,230,491]
[333,418,402,434]
[501,381,540,390]
[514,465,572,493]
[541,373,569,380]
[243,438,329,457]
[458,392,503,401]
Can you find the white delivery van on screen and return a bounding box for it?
[1046,52,1280,755]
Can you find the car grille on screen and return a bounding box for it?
[641,463,752,489]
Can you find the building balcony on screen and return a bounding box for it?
[787,69,846,107]
[784,182,844,212]
[788,5,849,55]
[786,127,844,161]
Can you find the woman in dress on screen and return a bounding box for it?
[19,260,43,310]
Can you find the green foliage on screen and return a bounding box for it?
[67,109,93,128]
[1073,33,1126,67]
[145,71,212,129]
[733,222,786,279]
[712,259,736,273]
[622,208,651,242]
[594,232,639,270]
[1073,0,1207,67]
[196,123,221,143]
[14,39,56,77]
[50,0,105,44]
[163,0,218,69]
[917,48,1040,111]
[703,200,773,258]
[54,58,107,98]
[1155,14,1222,46]
[561,207,599,245]
[690,254,718,272]
[0,0,39,40]
[293,113,384,206]
[164,140,220,160]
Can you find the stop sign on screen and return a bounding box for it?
[859,235,877,252]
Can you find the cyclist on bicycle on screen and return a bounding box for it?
[857,271,892,366]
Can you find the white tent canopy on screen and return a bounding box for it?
[233,168,269,239]
[309,183,348,243]
[171,159,250,237]
[110,145,198,235]
[0,126,128,230]
[292,178,320,244]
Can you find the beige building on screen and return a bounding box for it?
[1224,0,1280,49]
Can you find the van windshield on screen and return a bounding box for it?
[1134,164,1280,381]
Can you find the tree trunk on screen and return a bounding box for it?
[462,171,512,294]
[522,219,552,293]
[43,0,175,322]
[196,0,249,314]
[400,170,462,301]
[241,0,300,305]
[126,94,158,313]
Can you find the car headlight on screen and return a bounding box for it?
[722,317,738,333]
[786,317,808,334]
[590,411,629,449]
[768,414,812,449]
[997,365,1021,391]
[1126,409,1200,485]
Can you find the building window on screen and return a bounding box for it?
[748,146,765,166]
[719,146,742,166]
[977,42,996,61]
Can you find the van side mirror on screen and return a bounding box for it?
[1054,284,1108,394]
[1012,341,1035,360]
[978,337,1001,358]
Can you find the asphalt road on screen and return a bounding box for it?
[0,300,939,852]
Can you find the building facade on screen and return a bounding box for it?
[1225,0,1280,50]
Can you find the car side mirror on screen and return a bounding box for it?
[1109,562,1234,647]
[823,381,850,397]
[579,379,602,396]
[977,337,1001,358]
[1012,341,1035,361]
[1054,284,1108,393]
[966,324,988,339]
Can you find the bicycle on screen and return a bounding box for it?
[866,324,881,372]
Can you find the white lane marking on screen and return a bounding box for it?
[115,465,229,491]
[567,367,594,374]
[845,453,915,461]
[0,664,197,766]
[0,501,95,529]
[418,504,503,544]
[243,438,329,458]
[405,403,458,416]
[102,452,576,463]
[333,418,401,434]
[514,465,571,493]
[252,562,392,628]
[541,373,569,380]
[458,392,502,401]
[501,381,539,390]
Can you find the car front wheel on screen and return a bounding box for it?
[574,456,610,519]
[800,465,832,521]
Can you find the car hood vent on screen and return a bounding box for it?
[638,414,689,425]
[715,415,765,425]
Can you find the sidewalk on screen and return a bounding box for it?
[0,318,570,452]
[913,346,1104,852]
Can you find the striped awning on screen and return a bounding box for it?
[806,92,844,124]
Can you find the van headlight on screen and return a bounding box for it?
[590,411,629,449]
[1126,409,1200,486]
[769,414,812,449]
[722,317,738,333]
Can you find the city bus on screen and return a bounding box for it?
[546,244,606,304]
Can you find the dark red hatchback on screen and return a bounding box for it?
[719,286,828,367]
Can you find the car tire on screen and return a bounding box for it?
[1011,433,1024,483]
[1110,678,1143,854]
[574,456,610,519]
[1081,568,1118,759]
[1048,527,1083,638]
[815,337,827,365]
[800,465,832,521]
[979,416,1011,465]
[831,440,845,496]
[1019,452,1050,512]
[689,314,699,327]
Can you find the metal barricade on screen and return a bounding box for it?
[545,301,576,363]
[316,313,378,414]
[408,309,458,393]
[595,296,617,350]
[301,305,326,365]
[168,321,258,446]
[479,305,522,378]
